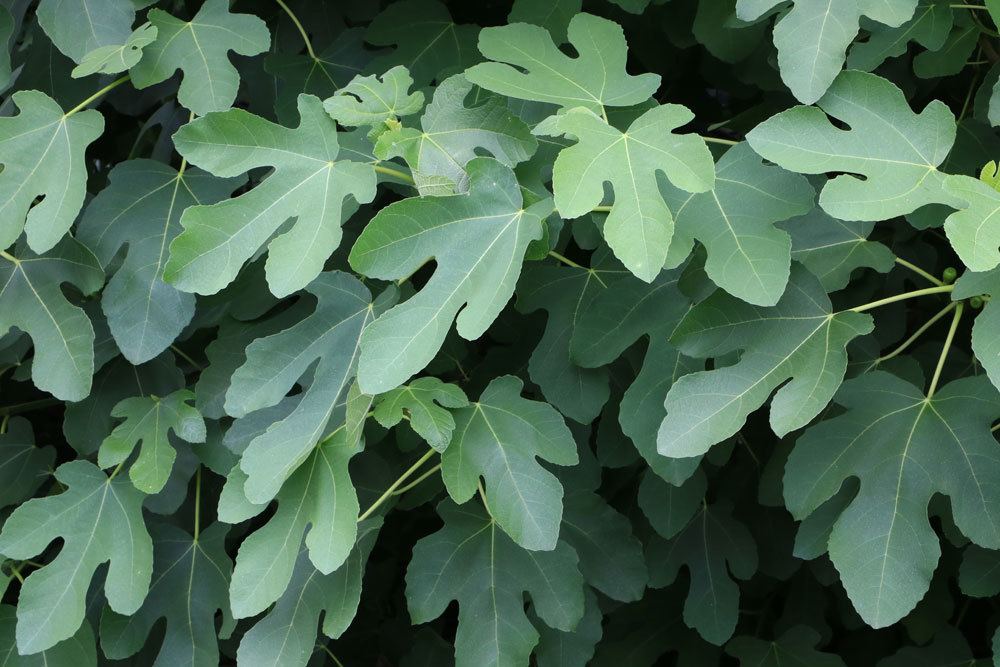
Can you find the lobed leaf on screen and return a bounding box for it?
[351,158,548,394]
[466,12,660,114]
[747,70,957,222]
[130,0,270,115]
[0,460,152,654]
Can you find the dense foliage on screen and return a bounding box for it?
[5,0,1000,663]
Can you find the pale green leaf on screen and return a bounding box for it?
[225,272,375,503]
[165,95,377,297]
[442,375,578,551]
[236,520,381,667]
[0,238,104,402]
[952,268,1000,391]
[130,0,270,115]
[784,372,1000,627]
[747,70,957,221]
[660,142,814,305]
[0,604,96,666]
[0,460,152,654]
[536,106,713,281]
[323,64,424,130]
[406,500,584,667]
[71,22,156,77]
[226,430,363,617]
[63,352,184,455]
[737,0,919,103]
[466,13,660,114]
[374,74,537,195]
[0,90,103,253]
[350,158,548,394]
[659,265,873,457]
[36,0,139,62]
[97,389,206,494]
[77,159,241,364]
[943,173,1000,272]
[372,377,469,451]
[193,302,311,419]
[99,522,234,666]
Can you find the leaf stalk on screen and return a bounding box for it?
[391,463,442,495]
[274,0,317,60]
[874,301,958,365]
[373,164,416,184]
[547,250,584,269]
[893,257,945,286]
[357,448,437,522]
[64,75,131,117]
[0,398,62,416]
[847,284,954,313]
[927,301,964,398]
[193,466,202,542]
[703,136,739,146]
